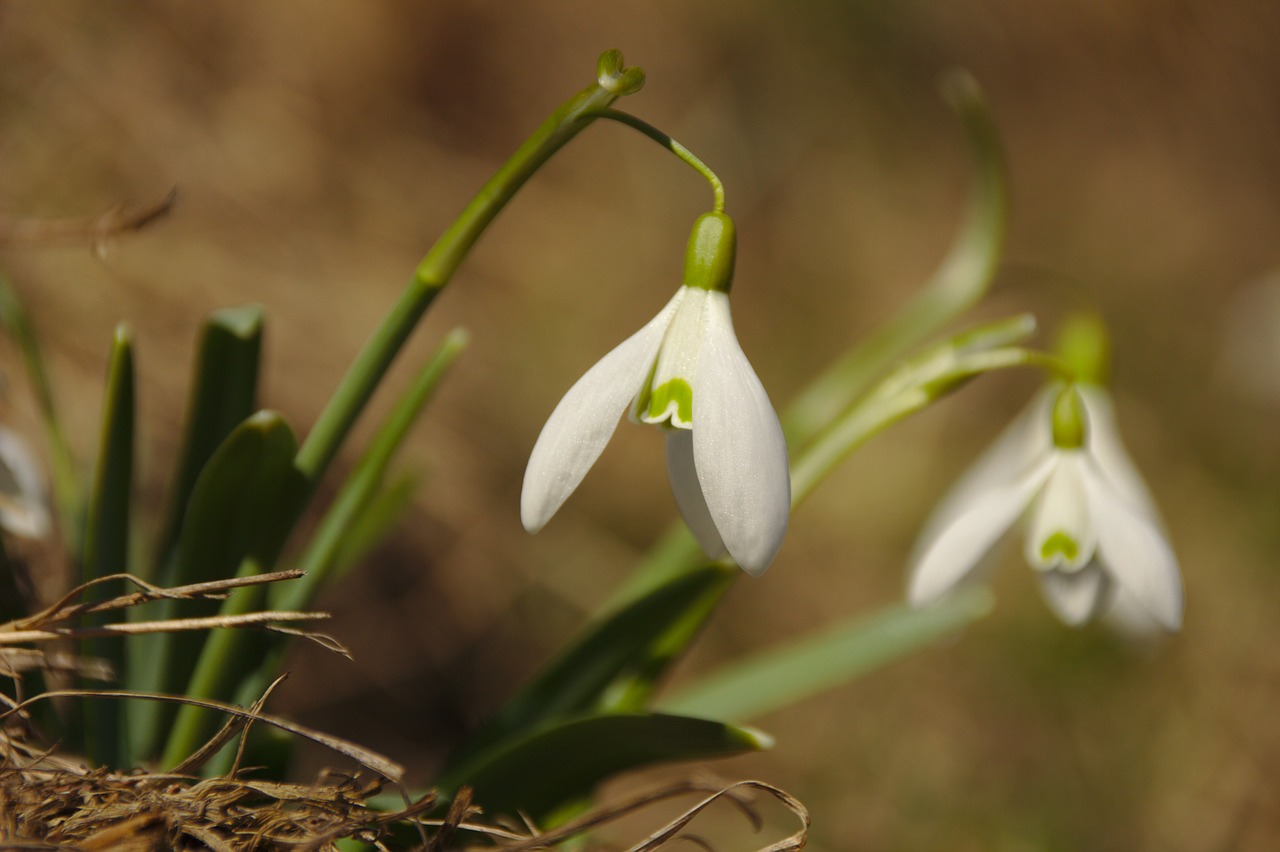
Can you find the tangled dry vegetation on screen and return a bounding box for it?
[0,570,808,850]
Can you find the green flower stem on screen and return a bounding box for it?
[595,110,726,213]
[789,347,1071,505]
[293,51,644,485]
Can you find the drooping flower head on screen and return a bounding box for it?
[908,383,1183,630]
[521,212,790,575]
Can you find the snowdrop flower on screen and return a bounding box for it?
[0,424,51,539]
[521,212,790,575]
[908,384,1183,630]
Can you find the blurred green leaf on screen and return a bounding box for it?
[0,274,81,547]
[789,315,1041,505]
[440,712,771,821]
[782,70,1008,448]
[447,564,735,772]
[329,472,418,581]
[660,588,994,722]
[128,410,301,760]
[153,305,263,576]
[81,324,134,768]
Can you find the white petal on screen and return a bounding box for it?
[908,456,1054,606]
[1038,563,1110,626]
[1082,460,1183,631]
[1077,385,1161,519]
[665,430,727,560]
[0,425,51,539]
[912,388,1054,564]
[1024,453,1096,572]
[689,292,789,576]
[520,290,684,532]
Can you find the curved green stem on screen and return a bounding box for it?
[594,110,726,213]
[294,51,645,484]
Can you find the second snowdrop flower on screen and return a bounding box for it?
[521,212,790,576]
[908,384,1183,630]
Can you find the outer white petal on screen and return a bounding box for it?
[911,388,1054,566]
[1081,460,1183,631]
[665,430,727,560]
[0,425,51,539]
[520,290,684,532]
[689,292,789,576]
[908,456,1055,607]
[1037,563,1110,626]
[1077,385,1161,519]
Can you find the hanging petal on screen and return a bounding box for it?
[520,290,684,532]
[912,387,1054,565]
[1038,563,1110,626]
[908,456,1054,606]
[1077,385,1162,519]
[689,292,789,576]
[1081,460,1183,631]
[665,430,727,560]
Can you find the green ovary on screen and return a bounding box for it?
[645,378,694,427]
[1040,531,1080,563]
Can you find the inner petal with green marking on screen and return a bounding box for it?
[1040,531,1079,563]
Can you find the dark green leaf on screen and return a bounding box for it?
[441,713,771,820]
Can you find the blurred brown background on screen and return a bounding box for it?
[3,2,1279,849]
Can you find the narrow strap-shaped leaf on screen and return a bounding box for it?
[782,71,1008,448]
[273,327,468,613]
[159,419,306,771]
[80,324,134,768]
[446,564,735,772]
[439,712,771,821]
[153,305,263,577]
[127,411,300,760]
[660,588,994,722]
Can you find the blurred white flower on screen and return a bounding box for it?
[0,424,51,539]
[908,385,1183,630]
[521,213,789,576]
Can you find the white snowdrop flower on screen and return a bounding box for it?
[521,212,790,576]
[0,424,51,540]
[908,384,1183,630]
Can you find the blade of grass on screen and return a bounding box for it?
[660,588,994,721]
[80,324,134,768]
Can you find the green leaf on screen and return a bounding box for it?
[446,564,735,772]
[127,410,301,760]
[440,712,771,821]
[782,70,1008,448]
[660,588,994,722]
[153,305,263,576]
[81,324,135,768]
[789,315,1041,506]
[0,274,81,549]
[273,327,468,613]
[158,415,305,771]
